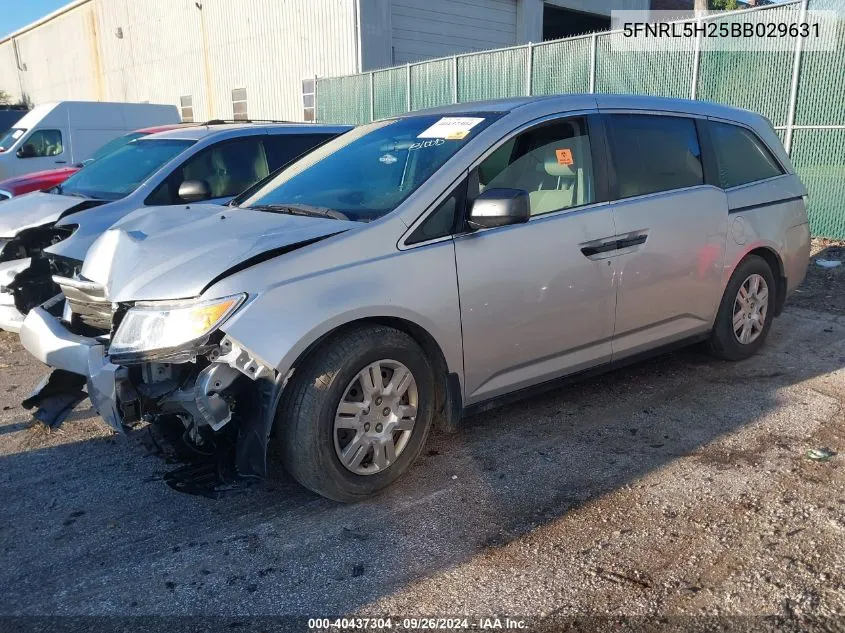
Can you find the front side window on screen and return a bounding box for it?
[474,117,596,217]
[21,129,64,157]
[148,137,270,204]
[179,138,269,200]
[710,121,784,189]
[58,138,195,200]
[240,114,501,222]
[0,127,26,152]
[606,114,703,199]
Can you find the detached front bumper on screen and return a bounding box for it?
[20,306,124,432]
[0,257,30,332]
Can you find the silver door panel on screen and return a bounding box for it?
[455,205,617,404]
[611,186,729,360]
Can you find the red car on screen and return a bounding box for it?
[0,124,189,201]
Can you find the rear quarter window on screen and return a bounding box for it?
[709,121,785,189]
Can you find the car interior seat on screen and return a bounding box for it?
[528,136,592,215]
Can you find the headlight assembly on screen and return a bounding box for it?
[109,293,245,362]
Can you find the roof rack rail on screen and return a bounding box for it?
[202,118,295,125]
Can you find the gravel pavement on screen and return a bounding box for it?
[0,303,843,625]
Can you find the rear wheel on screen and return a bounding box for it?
[277,325,435,502]
[708,255,776,361]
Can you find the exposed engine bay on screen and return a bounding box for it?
[112,335,281,495]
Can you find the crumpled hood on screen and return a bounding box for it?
[81,203,357,302]
[0,192,105,237]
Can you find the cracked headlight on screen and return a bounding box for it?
[109,294,245,361]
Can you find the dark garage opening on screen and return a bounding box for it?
[543,4,610,41]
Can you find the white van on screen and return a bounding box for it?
[0,101,180,179]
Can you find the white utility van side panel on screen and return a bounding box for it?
[0,101,179,179]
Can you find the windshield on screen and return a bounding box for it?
[239,114,501,222]
[58,138,195,200]
[86,131,147,164]
[0,128,26,152]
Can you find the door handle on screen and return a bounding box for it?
[617,234,647,250]
[580,233,648,258]
[580,241,620,258]
[54,160,67,164]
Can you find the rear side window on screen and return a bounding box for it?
[709,121,784,189]
[263,133,335,171]
[606,114,703,199]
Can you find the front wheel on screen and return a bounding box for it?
[277,325,435,502]
[708,254,776,361]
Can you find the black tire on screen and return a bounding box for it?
[708,254,776,361]
[277,325,435,502]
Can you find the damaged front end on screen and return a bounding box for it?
[0,224,80,332]
[20,279,284,493]
[111,335,284,490]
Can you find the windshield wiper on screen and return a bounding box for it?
[248,203,350,221]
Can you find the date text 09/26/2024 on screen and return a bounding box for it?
[308,617,528,630]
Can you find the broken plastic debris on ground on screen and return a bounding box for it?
[805,447,836,461]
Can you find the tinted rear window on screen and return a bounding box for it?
[709,121,784,189]
[606,114,704,199]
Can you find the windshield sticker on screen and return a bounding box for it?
[12,130,24,140]
[409,138,445,151]
[555,148,574,166]
[379,153,398,164]
[417,117,485,140]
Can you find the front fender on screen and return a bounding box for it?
[215,239,464,389]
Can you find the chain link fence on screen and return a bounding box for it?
[316,0,844,239]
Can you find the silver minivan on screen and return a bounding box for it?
[20,95,810,501]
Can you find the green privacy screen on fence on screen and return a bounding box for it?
[595,30,696,98]
[411,59,453,111]
[372,67,408,120]
[792,129,845,237]
[531,37,592,96]
[457,47,528,102]
[698,4,799,126]
[317,0,845,238]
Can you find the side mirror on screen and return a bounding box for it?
[467,188,530,230]
[178,179,212,203]
[16,144,37,159]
